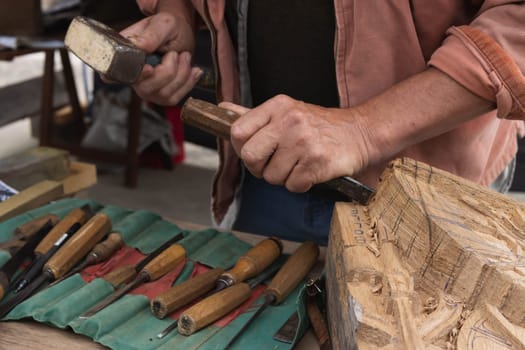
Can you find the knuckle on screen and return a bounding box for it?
[240,148,259,167]
[262,170,280,185]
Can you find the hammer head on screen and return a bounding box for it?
[65,16,146,84]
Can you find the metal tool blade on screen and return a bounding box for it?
[78,275,144,318]
[135,232,184,272]
[273,312,299,343]
[1,220,53,279]
[157,319,178,339]
[0,273,49,318]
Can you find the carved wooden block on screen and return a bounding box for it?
[326,158,525,350]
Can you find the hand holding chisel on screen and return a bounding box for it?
[181,98,375,204]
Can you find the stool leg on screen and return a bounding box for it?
[125,90,142,188]
[59,49,85,137]
[39,50,55,146]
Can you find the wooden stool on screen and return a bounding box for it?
[38,48,142,188]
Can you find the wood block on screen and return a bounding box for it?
[0,180,63,222]
[326,158,525,350]
[62,161,97,197]
[0,147,70,191]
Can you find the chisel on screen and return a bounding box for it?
[0,220,54,302]
[213,237,283,293]
[156,237,283,339]
[223,241,320,348]
[49,231,125,287]
[181,98,375,205]
[151,268,225,319]
[158,262,281,339]
[13,222,82,293]
[0,213,111,318]
[10,206,92,291]
[98,232,185,289]
[0,214,59,254]
[79,243,186,318]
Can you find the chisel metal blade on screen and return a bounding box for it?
[273,312,299,344]
[0,273,49,318]
[0,220,54,301]
[78,277,143,318]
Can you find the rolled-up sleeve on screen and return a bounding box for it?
[429,1,525,120]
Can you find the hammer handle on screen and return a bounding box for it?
[181,98,375,204]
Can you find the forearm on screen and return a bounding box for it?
[355,67,494,166]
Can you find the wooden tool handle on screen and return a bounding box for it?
[13,214,59,240]
[103,265,137,288]
[181,97,239,139]
[266,241,319,304]
[0,274,8,301]
[35,207,91,255]
[44,213,111,279]
[91,232,124,262]
[142,244,186,281]
[151,268,224,319]
[178,282,252,335]
[102,265,137,288]
[0,240,25,255]
[222,237,282,285]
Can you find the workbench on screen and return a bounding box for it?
[0,221,324,350]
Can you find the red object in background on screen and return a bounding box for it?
[139,105,186,169]
[166,105,185,164]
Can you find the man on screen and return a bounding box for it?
[122,0,525,244]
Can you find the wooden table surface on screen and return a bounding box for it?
[0,221,324,350]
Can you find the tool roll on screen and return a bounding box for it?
[0,198,314,350]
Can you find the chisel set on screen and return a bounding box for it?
[0,200,326,349]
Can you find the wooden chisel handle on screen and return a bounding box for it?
[13,214,59,240]
[142,244,186,281]
[90,232,124,261]
[35,206,91,255]
[178,282,252,335]
[103,265,137,288]
[266,241,320,304]
[220,237,282,285]
[151,268,224,319]
[44,213,111,279]
[181,98,375,204]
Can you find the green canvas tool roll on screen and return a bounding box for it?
[0,198,312,349]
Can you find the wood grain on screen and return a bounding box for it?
[326,157,525,350]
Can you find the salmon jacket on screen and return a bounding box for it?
[187,0,525,227]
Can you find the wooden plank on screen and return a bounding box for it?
[62,161,97,197]
[0,147,70,191]
[326,157,525,350]
[0,180,63,222]
[0,321,106,350]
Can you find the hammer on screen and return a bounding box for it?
[64,16,160,84]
